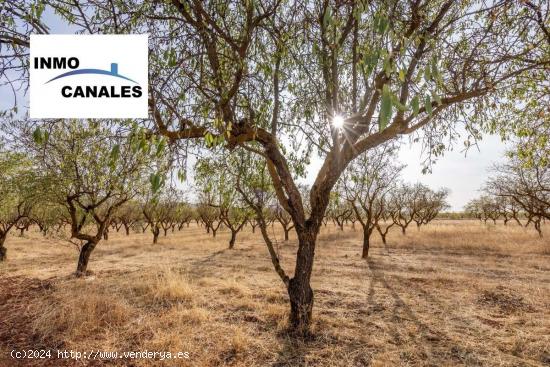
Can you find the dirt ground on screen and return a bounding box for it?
[0,220,548,366]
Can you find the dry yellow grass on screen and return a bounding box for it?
[0,220,548,366]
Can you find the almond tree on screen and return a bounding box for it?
[0,151,35,261]
[175,202,195,230]
[327,191,353,231]
[389,183,416,234]
[273,204,294,241]
[465,196,497,224]
[342,144,404,258]
[221,206,251,249]
[496,198,523,226]
[113,201,143,235]
[196,158,253,248]
[464,199,484,222]
[375,198,397,246]
[29,202,65,236]
[7,0,550,334]
[141,199,162,244]
[142,193,176,244]
[26,121,157,276]
[486,154,549,236]
[159,195,178,236]
[411,185,449,228]
[196,204,222,237]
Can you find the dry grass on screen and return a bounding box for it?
[0,220,548,366]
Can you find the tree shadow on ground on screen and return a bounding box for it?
[272,334,309,367]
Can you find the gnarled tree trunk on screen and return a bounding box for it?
[362,227,371,259]
[0,235,7,262]
[288,229,316,333]
[76,240,98,276]
[229,230,237,249]
[380,231,387,245]
[152,225,160,244]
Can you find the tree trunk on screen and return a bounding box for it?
[252,225,256,233]
[76,240,97,276]
[535,220,543,237]
[124,223,130,236]
[103,229,109,240]
[401,226,406,235]
[0,235,6,262]
[362,227,371,259]
[153,226,160,244]
[284,227,290,241]
[212,228,217,238]
[288,230,316,334]
[164,228,168,236]
[229,230,236,249]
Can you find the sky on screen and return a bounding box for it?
[1,6,510,211]
[300,133,508,211]
[397,135,507,210]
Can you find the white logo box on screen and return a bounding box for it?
[30,34,148,119]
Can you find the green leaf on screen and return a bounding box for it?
[411,95,420,117]
[391,94,408,112]
[363,50,379,77]
[156,138,166,157]
[32,127,43,145]
[177,169,186,182]
[432,90,442,106]
[375,15,388,34]
[379,84,393,130]
[149,173,163,194]
[383,53,392,77]
[204,132,214,146]
[398,69,405,82]
[323,7,331,28]
[425,95,433,116]
[139,136,148,152]
[424,64,431,82]
[109,144,120,168]
[109,144,120,161]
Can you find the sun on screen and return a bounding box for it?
[332,115,345,129]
